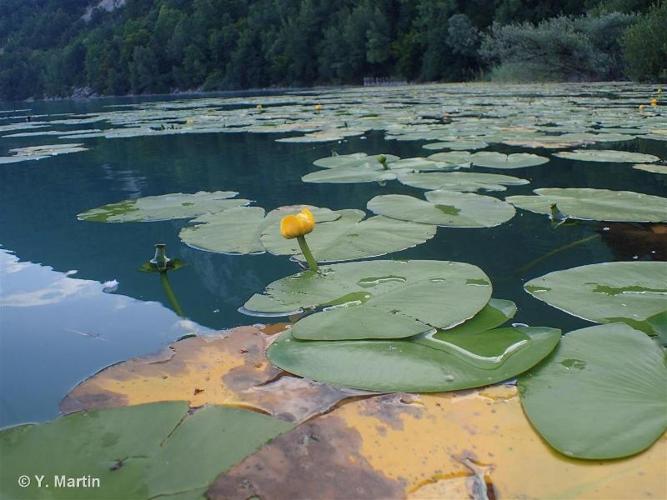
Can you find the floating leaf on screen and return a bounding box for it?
[553,149,660,163]
[244,260,492,332]
[429,298,517,337]
[507,188,667,222]
[367,191,515,228]
[210,385,667,499]
[313,153,398,168]
[524,261,667,324]
[397,171,529,192]
[633,163,667,174]
[0,402,292,499]
[470,152,549,169]
[78,191,249,223]
[62,325,359,423]
[291,307,432,340]
[519,323,667,459]
[422,140,488,151]
[302,166,399,184]
[0,143,88,164]
[267,326,560,392]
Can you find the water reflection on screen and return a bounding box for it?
[0,248,210,427]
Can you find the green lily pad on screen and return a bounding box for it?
[507,188,667,222]
[519,323,667,460]
[78,191,249,223]
[367,191,515,228]
[0,402,292,499]
[244,260,492,331]
[291,307,432,340]
[397,171,529,192]
[313,153,398,168]
[633,163,667,174]
[302,166,399,184]
[0,143,88,164]
[470,152,549,169]
[553,149,660,163]
[431,298,517,337]
[524,261,667,324]
[267,326,560,392]
[427,151,473,165]
[422,140,488,151]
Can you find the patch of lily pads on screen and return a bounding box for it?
[242,259,561,392]
[507,188,667,223]
[180,205,436,262]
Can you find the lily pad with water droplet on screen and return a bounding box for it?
[470,152,549,169]
[553,149,660,163]
[524,261,667,325]
[397,171,529,192]
[507,188,667,222]
[268,325,560,392]
[367,191,515,228]
[244,260,492,332]
[519,323,667,460]
[78,191,250,223]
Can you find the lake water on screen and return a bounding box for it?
[1,87,665,427]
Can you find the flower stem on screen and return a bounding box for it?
[160,271,185,317]
[297,235,318,272]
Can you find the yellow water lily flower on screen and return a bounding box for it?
[639,104,645,112]
[280,207,315,239]
[650,98,658,106]
[314,103,322,112]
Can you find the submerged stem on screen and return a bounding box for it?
[160,271,185,317]
[297,235,319,273]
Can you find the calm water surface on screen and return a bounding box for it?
[1,93,665,427]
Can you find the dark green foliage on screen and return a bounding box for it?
[0,0,659,100]
[622,1,667,82]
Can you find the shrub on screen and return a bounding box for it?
[481,13,636,82]
[622,1,667,82]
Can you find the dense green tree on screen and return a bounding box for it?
[0,0,661,100]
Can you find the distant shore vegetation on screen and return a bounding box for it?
[0,0,665,101]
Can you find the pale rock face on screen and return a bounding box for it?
[82,0,126,22]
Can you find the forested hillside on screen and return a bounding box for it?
[0,0,664,100]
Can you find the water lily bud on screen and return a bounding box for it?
[650,98,658,107]
[314,103,322,112]
[280,208,315,239]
